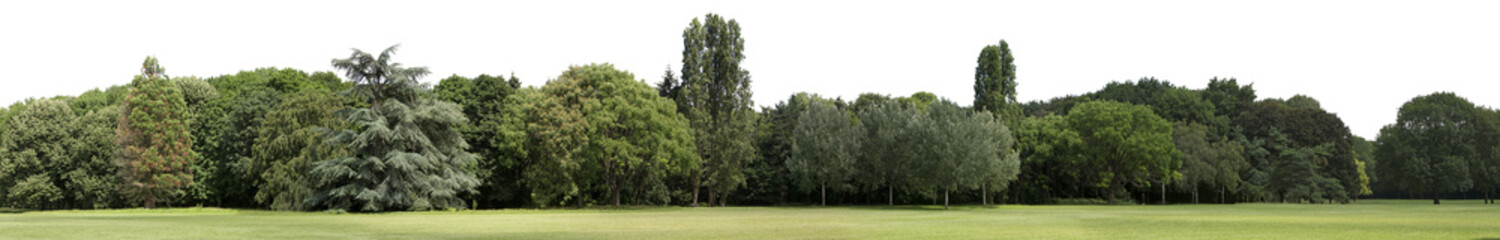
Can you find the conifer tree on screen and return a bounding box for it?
[114,56,197,208]
[308,45,479,211]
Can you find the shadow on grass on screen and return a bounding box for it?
[0,208,27,214]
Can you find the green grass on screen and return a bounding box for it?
[2,200,1498,239]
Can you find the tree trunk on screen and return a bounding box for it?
[611,181,621,207]
[145,194,155,209]
[1433,191,1441,205]
[691,173,701,207]
[821,184,827,206]
[1192,188,1199,204]
[943,188,950,210]
[888,186,894,206]
[708,188,717,207]
[1107,182,1120,204]
[1160,180,1166,205]
[982,184,989,206]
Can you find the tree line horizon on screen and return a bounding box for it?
[0,13,1496,211]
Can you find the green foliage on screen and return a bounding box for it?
[523,64,698,207]
[1471,107,1500,203]
[676,13,758,206]
[69,86,129,117]
[434,74,527,208]
[173,77,220,107]
[1375,92,1485,204]
[115,56,198,208]
[1090,78,1224,133]
[252,90,348,211]
[0,99,76,209]
[789,100,862,206]
[854,99,922,205]
[1065,100,1179,204]
[1203,77,1256,120]
[917,100,1019,209]
[1259,128,1347,203]
[738,93,817,205]
[1237,97,1359,203]
[185,68,346,207]
[1285,95,1322,110]
[973,40,1022,130]
[1013,115,1085,204]
[1171,121,1247,203]
[309,45,479,211]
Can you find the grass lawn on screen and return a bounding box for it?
[1,199,1497,239]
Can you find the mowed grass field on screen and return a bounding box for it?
[1,200,1497,240]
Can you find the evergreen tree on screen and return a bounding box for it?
[308,45,480,211]
[114,56,197,209]
[252,89,348,211]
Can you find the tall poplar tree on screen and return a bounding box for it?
[974,40,1021,130]
[675,13,757,206]
[114,57,197,208]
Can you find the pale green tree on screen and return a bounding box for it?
[790,100,861,206]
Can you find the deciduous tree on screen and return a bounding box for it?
[1065,101,1179,204]
[790,100,861,206]
[676,13,758,206]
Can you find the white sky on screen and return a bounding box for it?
[2,0,1498,139]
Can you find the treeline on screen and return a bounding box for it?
[1,13,1497,211]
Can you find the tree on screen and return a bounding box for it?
[1472,107,1500,204]
[973,40,1022,130]
[917,100,1018,209]
[677,13,758,207]
[190,68,343,208]
[524,64,698,207]
[308,45,480,211]
[1351,136,1375,198]
[1065,101,1179,204]
[251,89,348,211]
[1172,122,1247,204]
[115,56,198,209]
[790,100,861,206]
[68,105,123,209]
[1376,92,1482,204]
[1014,115,1085,204]
[0,99,76,209]
[1203,77,1256,122]
[1236,97,1359,203]
[1285,95,1322,110]
[739,93,818,205]
[435,74,528,208]
[854,100,920,205]
[1263,128,1346,203]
